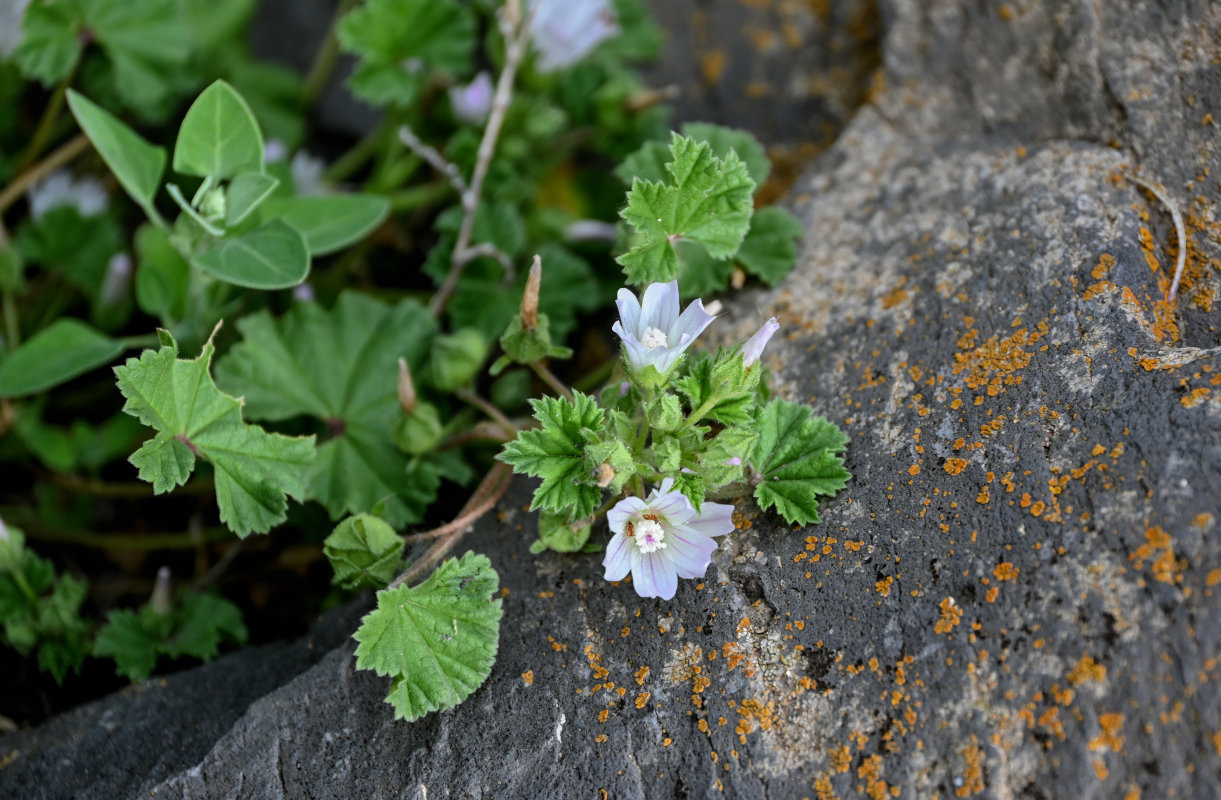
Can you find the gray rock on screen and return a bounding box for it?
[6,1,1221,798]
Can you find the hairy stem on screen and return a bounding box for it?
[530,361,573,401]
[392,462,513,585]
[457,388,518,438]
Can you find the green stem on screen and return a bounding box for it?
[530,361,573,401]
[324,123,388,185]
[386,179,451,213]
[8,564,37,603]
[17,68,75,173]
[1,289,18,349]
[301,0,359,108]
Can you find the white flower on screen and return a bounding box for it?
[27,171,108,220]
[449,71,494,124]
[602,478,734,600]
[100,253,132,307]
[612,281,717,375]
[528,0,620,73]
[291,151,329,197]
[742,317,779,367]
[264,139,289,164]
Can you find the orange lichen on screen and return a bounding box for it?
[522,670,535,686]
[876,576,894,596]
[634,692,651,709]
[1068,656,1107,686]
[830,745,852,773]
[1130,526,1181,584]
[1089,713,1125,752]
[956,743,985,796]
[993,562,1018,582]
[952,326,1035,394]
[944,457,968,475]
[935,597,962,634]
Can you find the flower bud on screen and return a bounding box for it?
[397,357,417,413]
[742,317,779,368]
[521,255,541,330]
[429,328,488,391]
[151,566,172,616]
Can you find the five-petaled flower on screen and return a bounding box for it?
[612,281,717,376]
[602,478,734,600]
[529,0,620,73]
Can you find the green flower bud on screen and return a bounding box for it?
[323,514,404,590]
[199,187,226,222]
[645,394,684,433]
[499,314,552,365]
[529,511,592,554]
[393,401,444,455]
[429,328,488,391]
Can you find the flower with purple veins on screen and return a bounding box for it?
[612,281,717,376]
[602,478,734,600]
[742,317,780,368]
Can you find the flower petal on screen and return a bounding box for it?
[742,317,780,367]
[631,548,678,599]
[602,532,632,581]
[640,281,680,337]
[615,288,642,335]
[648,488,694,525]
[684,501,736,538]
[612,320,651,370]
[607,496,647,534]
[668,298,717,352]
[663,527,718,579]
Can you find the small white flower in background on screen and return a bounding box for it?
[27,171,108,220]
[602,478,734,600]
[0,0,31,60]
[742,317,779,368]
[293,282,316,303]
[263,139,289,164]
[612,281,717,375]
[564,219,618,243]
[100,253,132,307]
[528,0,620,73]
[291,151,329,197]
[449,71,494,124]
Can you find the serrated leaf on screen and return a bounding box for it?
[164,593,247,661]
[750,399,850,526]
[338,0,476,108]
[616,123,770,188]
[114,331,315,536]
[95,592,247,681]
[498,391,604,520]
[324,514,405,590]
[66,90,167,213]
[737,206,803,285]
[94,608,162,681]
[0,319,124,398]
[15,206,123,294]
[173,80,264,180]
[191,218,310,289]
[214,293,439,527]
[260,194,389,256]
[14,2,81,86]
[354,552,502,721]
[617,133,755,285]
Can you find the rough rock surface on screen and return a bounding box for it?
[5,1,1221,798]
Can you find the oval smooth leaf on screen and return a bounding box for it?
[66,90,166,209]
[190,218,309,289]
[260,194,390,256]
[225,172,280,227]
[173,80,264,180]
[0,319,124,397]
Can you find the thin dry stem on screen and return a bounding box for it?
[399,124,468,197]
[1128,173,1188,302]
[0,133,90,215]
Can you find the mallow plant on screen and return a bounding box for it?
[0,0,837,723]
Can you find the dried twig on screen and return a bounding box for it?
[0,133,90,215]
[1128,173,1188,302]
[429,5,532,316]
[398,124,468,197]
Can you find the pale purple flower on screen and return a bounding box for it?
[27,171,107,220]
[264,139,288,164]
[529,0,620,72]
[612,281,717,375]
[100,252,132,306]
[449,71,493,124]
[602,478,734,600]
[293,282,316,302]
[742,317,779,368]
[291,151,329,196]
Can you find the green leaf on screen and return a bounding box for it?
[66,90,167,214]
[214,293,439,527]
[172,80,264,180]
[680,123,770,187]
[617,133,755,285]
[14,2,81,86]
[737,206,803,285]
[114,330,315,536]
[354,552,502,722]
[338,0,476,108]
[0,319,124,398]
[15,206,123,294]
[95,592,247,681]
[750,399,850,526]
[191,218,310,289]
[324,514,405,590]
[498,391,604,520]
[225,171,280,227]
[260,194,389,256]
[531,511,592,554]
[86,0,191,115]
[134,223,189,321]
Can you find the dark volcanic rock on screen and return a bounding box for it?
[5,1,1221,798]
